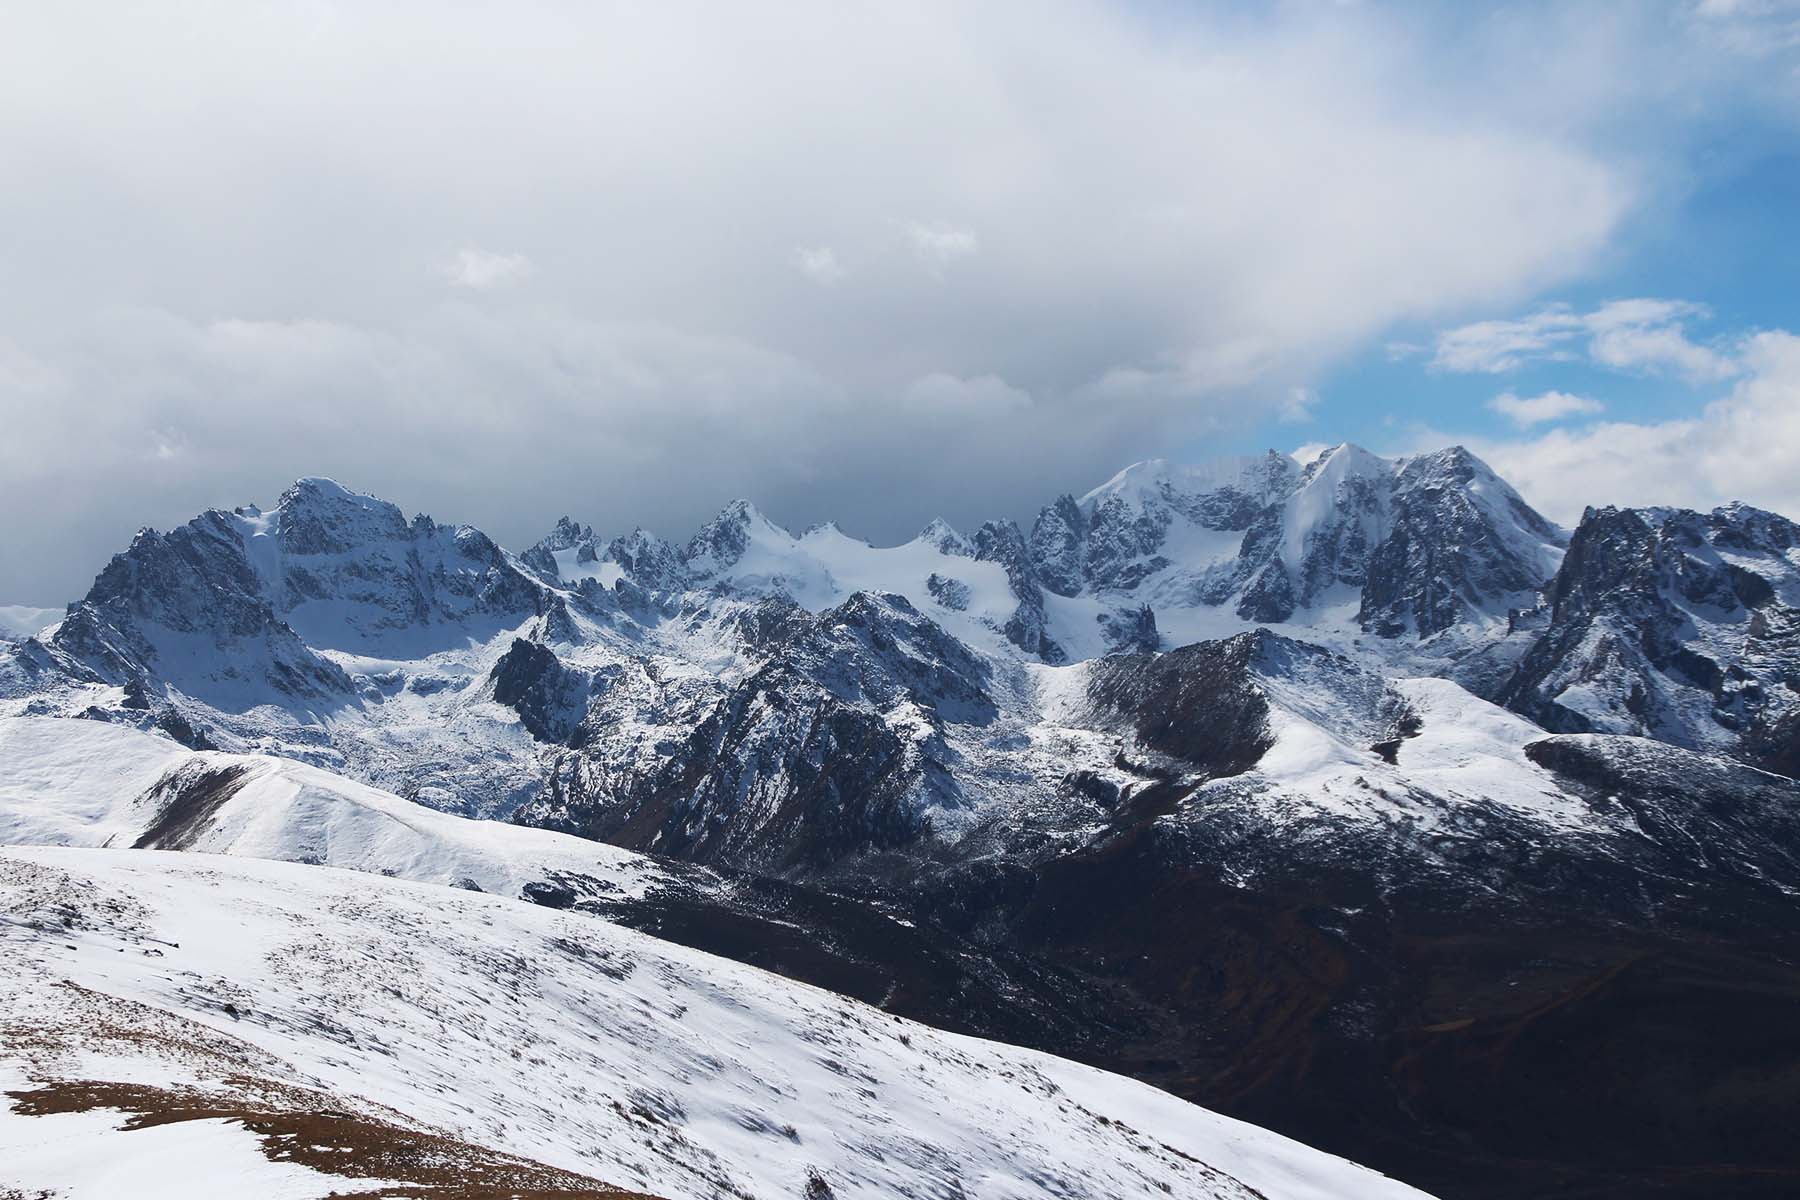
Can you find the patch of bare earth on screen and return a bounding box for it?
[8,1079,662,1200]
[3,981,662,1200]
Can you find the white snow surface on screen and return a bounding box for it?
[0,845,1435,1200]
[686,507,1023,657]
[0,1100,386,1200]
[1388,677,1594,826]
[0,715,675,900]
[1216,674,1592,831]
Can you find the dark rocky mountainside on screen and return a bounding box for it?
[1497,501,1800,774]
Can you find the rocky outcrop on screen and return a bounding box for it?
[1497,503,1800,771]
[972,518,1064,663]
[1358,447,1564,637]
[51,511,352,706]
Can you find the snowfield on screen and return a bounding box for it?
[1,846,1433,1200]
[0,715,680,901]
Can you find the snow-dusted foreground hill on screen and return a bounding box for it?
[0,714,680,903]
[0,846,1432,1200]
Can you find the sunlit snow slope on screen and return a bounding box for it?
[0,846,1433,1200]
[0,715,678,900]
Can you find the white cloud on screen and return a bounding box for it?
[147,428,188,461]
[902,222,979,275]
[794,246,847,286]
[900,372,1030,417]
[1426,330,1800,524]
[3,0,1765,600]
[1432,307,1585,373]
[1582,299,1739,380]
[1688,0,1800,55]
[1432,298,1738,382]
[1279,386,1319,424]
[443,248,533,290]
[1488,389,1604,427]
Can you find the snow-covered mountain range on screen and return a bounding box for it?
[6,443,1800,1198]
[7,443,1797,868]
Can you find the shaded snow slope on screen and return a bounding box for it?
[0,847,1434,1200]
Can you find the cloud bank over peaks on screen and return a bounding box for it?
[0,0,1665,600]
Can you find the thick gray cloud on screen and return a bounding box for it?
[0,1,1653,602]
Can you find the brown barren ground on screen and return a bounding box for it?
[9,1078,664,1200]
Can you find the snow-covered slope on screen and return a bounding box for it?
[0,715,676,902]
[0,846,1433,1200]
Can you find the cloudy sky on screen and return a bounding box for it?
[3,0,1800,603]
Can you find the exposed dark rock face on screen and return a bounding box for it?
[1523,733,1800,883]
[1497,503,1800,771]
[507,591,992,870]
[971,518,1064,663]
[1359,447,1564,637]
[520,516,591,581]
[131,761,255,850]
[777,591,997,724]
[51,513,353,705]
[681,499,761,573]
[605,529,688,594]
[924,572,971,611]
[1084,636,1276,775]
[522,672,934,872]
[1237,560,1297,623]
[1082,500,1173,593]
[44,476,552,709]
[1028,494,1087,597]
[1096,603,1159,654]
[489,638,593,747]
[1040,444,1564,655]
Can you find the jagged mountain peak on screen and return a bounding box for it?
[271,475,405,521]
[276,474,364,505]
[801,518,857,541]
[537,515,596,551]
[913,517,972,557]
[261,475,412,554]
[521,515,602,581]
[1295,440,1388,486]
[711,496,779,529]
[683,497,793,574]
[1080,450,1299,512]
